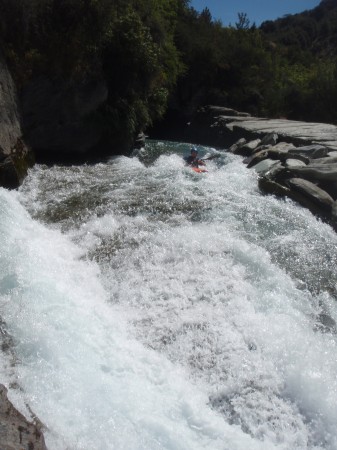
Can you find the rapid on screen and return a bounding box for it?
[0,140,337,449]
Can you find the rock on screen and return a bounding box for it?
[310,155,337,164]
[246,149,269,168]
[134,132,147,149]
[286,178,334,211]
[328,151,337,158]
[0,157,23,189]
[260,132,278,146]
[0,384,47,450]
[234,138,261,156]
[290,163,337,181]
[285,159,307,169]
[204,105,251,118]
[0,51,34,188]
[266,142,296,160]
[253,159,280,175]
[252,144,272,154]
[228,138,246,153]
[258,177,291,196]
[288,144,329,159]
[228,117,337,151]
[0,52,22,157]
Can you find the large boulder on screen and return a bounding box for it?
[286,178,334,211]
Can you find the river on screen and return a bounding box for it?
[0,140,336,449]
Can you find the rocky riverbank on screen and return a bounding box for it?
[179,106,337,232]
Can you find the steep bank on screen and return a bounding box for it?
[149,105,337,231]
[0,51,34,188]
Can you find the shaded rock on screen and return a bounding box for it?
[0,157,23,189]
[267,142,296,160]
[246,150,269,168]
[286,178,334,211]
[259,175,332,217]
[234,138,261,156]
[134,132,147,149]
[258,177,291,196]
[318,181,337,200]
[0,52,34,188]
[289,144,329,159]
[228,138,246,153]
[0,384,47,450]
[263,162,285,180]
[260,132,278,146]
[0,52,22,157]
[252,144,272,154]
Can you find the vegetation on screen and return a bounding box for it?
[0,0,336,149]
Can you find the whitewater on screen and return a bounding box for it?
[0,140,336,449]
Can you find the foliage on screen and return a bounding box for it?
[0,0,337,147]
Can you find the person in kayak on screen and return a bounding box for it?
[184,147,206,168]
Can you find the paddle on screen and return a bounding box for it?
[201,154,221,162]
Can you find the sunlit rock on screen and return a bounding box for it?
[286,178,334,211]
[288,145,329,159]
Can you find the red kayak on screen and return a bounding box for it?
[192,167,208,173]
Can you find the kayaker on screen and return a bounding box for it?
[184,147,206,168]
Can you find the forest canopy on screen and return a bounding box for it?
[0,0,336,137]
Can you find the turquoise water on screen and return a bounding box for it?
[0,140,336,449]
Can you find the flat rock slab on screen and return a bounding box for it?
[228,118,337,151]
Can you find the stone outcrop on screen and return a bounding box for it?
[0,51,34,189]
[184,106,337,231]
[231,133,337,230]
[0,384,47,450]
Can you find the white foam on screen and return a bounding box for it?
[3,142,337,450]
[0,188,273,450]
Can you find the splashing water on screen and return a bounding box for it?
[0,140,336,449]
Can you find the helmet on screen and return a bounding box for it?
[191,146,198,154]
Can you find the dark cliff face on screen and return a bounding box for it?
[20,76,116,164]
[0,51,34,188]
